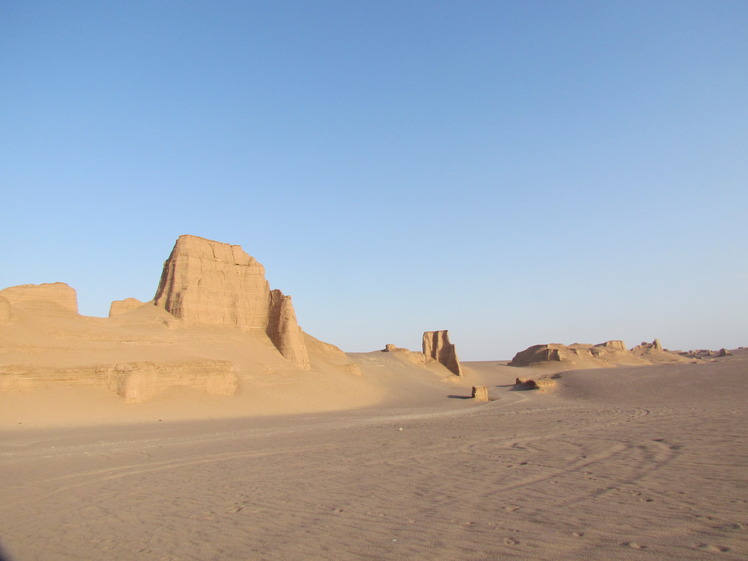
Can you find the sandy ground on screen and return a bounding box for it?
[1,351,746,561]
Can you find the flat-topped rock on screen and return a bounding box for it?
[154,235,271,328]
[510,339,688,368]
[153,235,310,368]
[0,282,78,313]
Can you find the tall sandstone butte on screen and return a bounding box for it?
[153,235,310,369]
[422,330,463,376]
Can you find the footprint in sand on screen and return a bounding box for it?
[622,542,647,549]
[503,537,519,546]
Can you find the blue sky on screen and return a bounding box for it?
[2,1,746,359]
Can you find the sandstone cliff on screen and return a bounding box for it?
[422,330,462,376]
[267,289,310,370]
[153,235,310,368]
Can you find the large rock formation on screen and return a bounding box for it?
[510,339,688,368]
[0,282,78,313]
[153,235,310,369]
[153,235,270,328]
[509,341,638,366]
[422,330,462,376]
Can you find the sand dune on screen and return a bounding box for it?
[1,351,745,561]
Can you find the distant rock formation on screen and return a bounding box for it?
[422,330,462,376]
[0,282,78,313]
[510,339,688,368]
[630,339,689,363]
[153,235,310,369]
[514,376,557,391]
[381,343,428,366]
[109,297,144,317]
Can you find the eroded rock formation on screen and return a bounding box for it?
[153,235,310,368]
[267,289,310,369]
[0,360,238,403]
[109,297,144,317]
[422,330,462,376]
[514,376,557,391]
[471,386,489,401]
[510,339,688,368]
[0,282,78,313]
[154,235,271,328]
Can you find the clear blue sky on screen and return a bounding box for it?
[2,1,746,359]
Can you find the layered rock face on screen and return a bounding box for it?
[510,339,688,368]
[154,235,270,328]
[0,282,78,313]
[267,289,310,369]
[0,360,238,403]
[422,330,463,376]
[510,341,643,367]
[153,235,310,368]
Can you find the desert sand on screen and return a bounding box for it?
[1,236,746,560]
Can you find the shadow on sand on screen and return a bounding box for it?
[0,542,14,561]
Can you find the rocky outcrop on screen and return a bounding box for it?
[109,297,144,317]
[153,235,309,368]
[422,330,462,376]
[631,339,690,364]
[510,341,640,366]
[511,339,688,368]
[596,340,626,351]
[514,376,557,391]
[471,386,489,401]
[0,282,78,313]
[266,289,310,369]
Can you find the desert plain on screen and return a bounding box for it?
[0,235,746,561]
